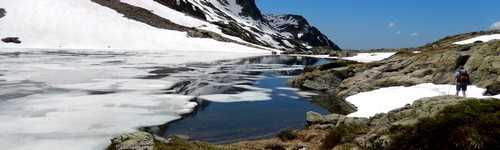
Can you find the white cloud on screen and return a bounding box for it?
[388,22,396,28]
[410,32,420,37]
[490,21,500,30]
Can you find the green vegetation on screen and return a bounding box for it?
[277,129,298,142]
[153,136,234,150]
[321,123,369,150]
[388,99,500,150]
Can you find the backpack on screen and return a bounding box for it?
[457,71,469,84]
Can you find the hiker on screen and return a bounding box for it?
[454,66,471,97]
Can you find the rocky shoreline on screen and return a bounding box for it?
[108,96,499,150]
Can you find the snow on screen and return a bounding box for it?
[0,0,268,53]
[119,0,261,46]
[0,49,267,150]
[453,34,500,45]
[342,52,396,63]
[291,52,396,63]
[199,91,271,103]
[265,15,300,29]
[346,83,500,118]
[181,0,287,49]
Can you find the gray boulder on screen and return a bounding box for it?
[109,132,155,150]
[306,111,368,126]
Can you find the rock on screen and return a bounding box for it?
[306,111,324,124]
[1,37,21,44]
[149,67,194,75]
[0,8,5,18]
[336,40,500,98]
[332,143,362,150]
[109,132,154,150]
[484,81,500,96]
[306,111,368,126]
[303,79,330,91]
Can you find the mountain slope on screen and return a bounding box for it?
[265,14,341,50]
[0,0,339,52]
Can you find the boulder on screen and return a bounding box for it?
[306,111,368,126]
[109,132,155,150]
[1,37,21,44]
[484,81,500,96]
[0,8,5,18]
[306,111,324,124]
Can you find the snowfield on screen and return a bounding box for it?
[453,34,500,45]
[292,52,396,63]
[346,83,500,118]
[0,0,269,52]
[342,52,397,63]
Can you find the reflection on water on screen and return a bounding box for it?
[159,55,332,144]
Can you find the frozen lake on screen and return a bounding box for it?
[0,49,330,149]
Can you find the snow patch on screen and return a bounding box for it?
[346,83,500,118]
[453,34,500,45]
[342,52,396,63]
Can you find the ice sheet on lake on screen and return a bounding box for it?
[0,49,266,150]
[346,83,500,118]
[0,92,196,150]
[199,91,271,103]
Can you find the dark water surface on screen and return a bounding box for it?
[159,55,331,143]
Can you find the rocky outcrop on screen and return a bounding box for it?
[153,0,207,20]
[289,31,500,99]
[235,0,265,22]
[306,111,368,126]
[108,132,155,150]
[109,131,232,150]
[289,60,358,92]
[1,37,21,44]
[0,8,5,18]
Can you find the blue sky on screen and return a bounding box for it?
[256,0,500,49]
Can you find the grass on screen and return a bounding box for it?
[388,99,500,150]
[153,136,235,150]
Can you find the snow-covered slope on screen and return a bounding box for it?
[0,0,339,52]
[0,0,269,53]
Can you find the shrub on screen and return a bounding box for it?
[388,99,500,150]
[277,129,298,141]
[321,123,368,150]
